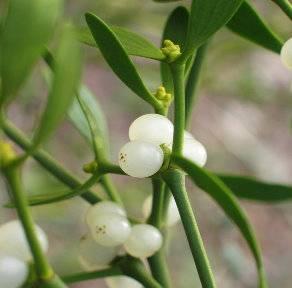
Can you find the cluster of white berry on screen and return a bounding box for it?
[281,38,292,70]
[0,220,48,288]
[79,201,163,287]
[118,114,207,178]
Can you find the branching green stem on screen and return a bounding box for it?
[4,168,54,280]
[1,119,101,204]
[163,169,217,288]
[100,175,123,204]
[271,0,292,19]
[62,266,122,284]
[170,63,186,155]
[148,179,171,288]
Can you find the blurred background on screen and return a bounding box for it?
[1,0,292,287]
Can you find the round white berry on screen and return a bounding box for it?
[142,195,180,227]
[106,276,143,288]
[184,130,194,140]
[129,114,173,146]
[79,234,118,271]
[0,254,28,288]
[281,38,292,69]
[183,138,207,167]
[119,141,164,178]
[86,201,126,226]
[124,224,162,258]
[0,220,48,262]
[88,213,131,247]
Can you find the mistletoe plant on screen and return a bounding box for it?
[0,0,292,288]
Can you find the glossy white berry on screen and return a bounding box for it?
[183,138,207,167]
[119,141,164,178]
[129,114,173,146]
[0,220,48,261]
[88,213,131,247]
[86,201,126,226]
[281,38,292,69]
[124,224,162,258]
[79,234,118,271]
[0,254,28,288]
[106,276,144,288]
[142,195,180,227]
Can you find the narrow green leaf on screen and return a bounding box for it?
[183,0,243,59]
[227,1,283,53]
[33,24,81,148]
[85,13,161,110]
[217,174,292,202]
[0,0,62,104]
[78,26,165,61]
[161,6,189,93]
[68,86,109,155]
[173,155,267,288]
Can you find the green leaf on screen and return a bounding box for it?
[68,86,109,156]
[227,1,283,53]
[0,0,62,104]
[173,155,267,288]
[33,24,81,148]
[183,0,243,59]
[161,6,189,93]
[78,26,165,61]
[85,13,162,110]
[217,174,292,202]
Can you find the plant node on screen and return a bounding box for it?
[0,140,16,168]
[161,39,181,63]
[83,160,98,174]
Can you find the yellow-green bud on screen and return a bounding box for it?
[154,86,172,108]
[0,141,16,167]
[83,161,98,174]
[161,40,181,62]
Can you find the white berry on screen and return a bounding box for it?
[124,224,162,258]
[281,38,292,69]
[86,201,126,226]
[79,234,118,271]
[183,138,207,167]
[142,195,180,227]
[106,276,144,288]
[88,213,131,247]
[0,254,28,288]
[129,114,173,146]
[0,220,48,262]
[119,141,164,178]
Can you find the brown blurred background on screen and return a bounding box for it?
[1,0,292,287]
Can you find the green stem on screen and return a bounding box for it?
[4,168,53,280]
[163,169,217,288]
[271,0,292,19]
[119,257,162,288]
[185,43,208,126]
[170,63,185,155]
[100,174,123,204]
[2,119,101,204]
[62,266,121,284]
[148,179,171,288]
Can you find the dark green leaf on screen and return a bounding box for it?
[161,6,189,93]
[68,86,109,157]
[183,0,243,58]
[78,26,165,61]
[227,1,283,53]
[85,13,162,110]
[173,155,267,288]
[0,0,62,104]
[33,24,81,148]
[217,174,292,202]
